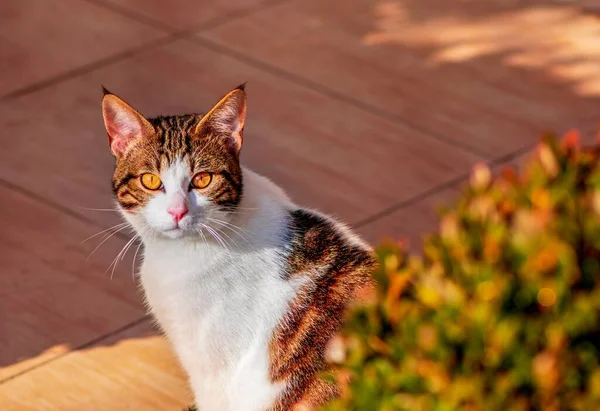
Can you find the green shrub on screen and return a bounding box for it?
[324,132,600,411]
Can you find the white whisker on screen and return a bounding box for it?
[201,223,233,260]
[207,217,256,237]
[206,218,255,249]
[86,223,131,261]
[131,241,144,282]
[107,226,148,280]
[210,224,242,252]
[75,206,120,212]
[197,226,208,246]
[82,222,129,244]
[219,206,259,214]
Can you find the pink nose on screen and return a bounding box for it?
[167,206,188,223]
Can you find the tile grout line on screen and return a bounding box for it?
[71,0,596,163]
[353,172,469,229]
[0,0,531,388]
[80,0,293,35]
[0,144,537,386]
[0,0,299,235]
[0,0,294,102]
[186,36,491,159]
[0,316,150,385]
[79,0,176,32]
[78,315,151,350]
[78,0,492,160]
[4,0,489,160]
[0,147,535,386]
[0,35,175,102]
[0,127,534,258]
[353,143,537,229]
[1,0,487,233]
[185,0,293,33]
[0,177,130,242]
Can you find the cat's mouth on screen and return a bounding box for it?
[161,226,187,239]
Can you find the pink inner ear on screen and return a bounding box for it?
[104,105,142,155]
[213,98,245,154]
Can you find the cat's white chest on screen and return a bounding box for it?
[139,243,299,411]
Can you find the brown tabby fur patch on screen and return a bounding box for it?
[111,113,243,212]
[268,209,377,410]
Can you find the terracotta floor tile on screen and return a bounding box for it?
[3,1,598,408]
[0,184,144,382]
[358,187,460,252]
[0,320,191,411]
[0,39,480,227]
[202,0,600,157]
[357,143,560,251]
[94,0,274,30]
[0,0,164,98]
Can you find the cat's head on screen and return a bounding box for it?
[102,85,246,240]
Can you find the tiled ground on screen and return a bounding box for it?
[1,0,598,409]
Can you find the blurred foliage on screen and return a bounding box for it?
[323,131,600,411]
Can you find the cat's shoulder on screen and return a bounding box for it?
[285,208,377,277]
[287,208,371,252]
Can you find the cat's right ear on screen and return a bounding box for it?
[101,88,154,157]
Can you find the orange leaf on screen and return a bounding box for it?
[560,129,580,151]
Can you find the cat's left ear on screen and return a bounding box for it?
[195,84,247,156]
[101,87,155,157]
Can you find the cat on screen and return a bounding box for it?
[101,84,376,411]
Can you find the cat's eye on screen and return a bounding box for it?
[191,172,212,189]
[140,173,162,190]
